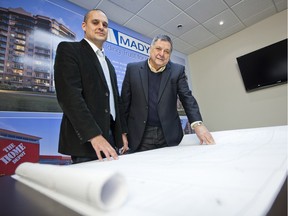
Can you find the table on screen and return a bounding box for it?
[1,125,287,216]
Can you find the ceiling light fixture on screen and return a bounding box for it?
[219,20,224,25]
[177,24,183,29]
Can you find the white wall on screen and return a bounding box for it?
[188,10,287,132]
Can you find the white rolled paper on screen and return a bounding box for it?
[15,162,128,211]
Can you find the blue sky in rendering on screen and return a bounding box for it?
[0,0,86,41]
[0,112,62,155]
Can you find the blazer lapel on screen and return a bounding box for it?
[106,58,117,91]
[139,62,149,103]
[80,39,108,89]
[158,62,171,103]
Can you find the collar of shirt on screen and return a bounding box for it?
[84,38,105,57]
[147,58,166,73]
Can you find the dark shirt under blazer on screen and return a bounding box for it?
[54,39,125,157]
[121,60,203,152]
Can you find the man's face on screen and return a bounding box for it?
[149,40,171,70]
[82,10,108,48]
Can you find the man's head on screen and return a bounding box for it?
[149,35,173,70]
[82,9,108,49]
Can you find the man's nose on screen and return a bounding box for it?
[98,23,104,29]
[158,50,164,56]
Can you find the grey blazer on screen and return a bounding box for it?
[121,60,202,152]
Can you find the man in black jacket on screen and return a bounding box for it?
[54,9,128,163]
[121,35,215,152]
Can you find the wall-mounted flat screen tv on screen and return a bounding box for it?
[236,39,287,92]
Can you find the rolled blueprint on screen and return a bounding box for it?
[15,162,128,211]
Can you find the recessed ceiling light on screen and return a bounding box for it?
[219,21,224,25]
[177,24,183,29]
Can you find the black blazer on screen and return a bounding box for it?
[54,39,124,157]
[121,60,202,152]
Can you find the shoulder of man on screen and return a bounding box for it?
[167,61,184,70]
[57,40,81,50]
[127,60,146,68]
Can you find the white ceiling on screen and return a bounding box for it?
[67,0,287,55]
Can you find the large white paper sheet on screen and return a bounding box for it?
[13,162,128,215]
[13,125,287,216]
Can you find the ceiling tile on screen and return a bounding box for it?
[148,28,176,41]
[168,0,198,10]
[182,45,199,55]
[223,0,242,7]
[203,9,241,34]
[241,6,277,26]
[231,0,275,21]
[124,15,158,37]
[107,0,152,13]
[67,0,101,10]
[137,0,181,26]
[161,12,198,37]
[180,25,215,46]
[97,1,134,25]
[194,35,220,49]
[215,22,245,39]
[185,0,228,23]
[273,0,287,11]
[172,38,192,53]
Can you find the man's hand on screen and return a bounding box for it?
[119,133,129,154]
[90,135,118,161]
[194,125,215,145]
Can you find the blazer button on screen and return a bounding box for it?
[105,92,109,96]
[143,121,146,124]
[105,109,108,113]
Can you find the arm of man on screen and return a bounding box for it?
[55,42,102,140]
[54,42,117,159]
[176,65,215,144]
[90,135,118,160]
[120,133,129,154]
[119,64,133,154]
[192,122,215,144]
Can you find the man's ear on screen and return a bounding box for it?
[81,22,86,32]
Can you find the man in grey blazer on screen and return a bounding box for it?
[121,35,215,152]
[54,9,128,163]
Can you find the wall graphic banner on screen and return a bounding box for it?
[0,0,192,175]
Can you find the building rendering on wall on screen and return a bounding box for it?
[0,7,76,93]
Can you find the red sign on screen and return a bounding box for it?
[0,138,39,176]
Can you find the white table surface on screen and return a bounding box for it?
[14,125,288,216]
[69,125,287,216]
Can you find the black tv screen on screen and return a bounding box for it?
[236,39,287,92]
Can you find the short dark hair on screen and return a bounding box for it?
[83,9,107,23]
[151,34,173,52]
